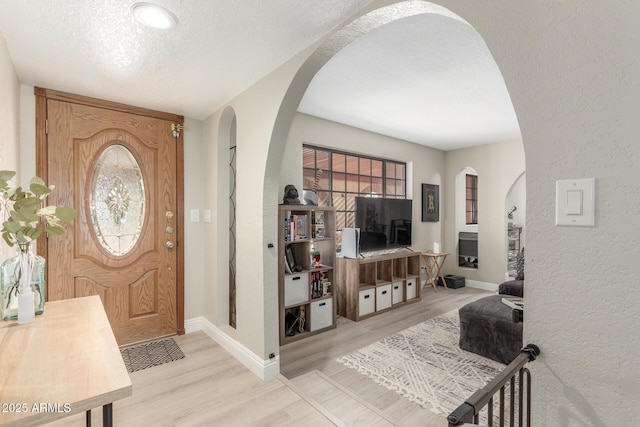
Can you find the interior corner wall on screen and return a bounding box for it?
[0,32,20,262]
[201,47,320,363]
[282,112,445,252]
[443,139,525,284]
[182,117,206,320]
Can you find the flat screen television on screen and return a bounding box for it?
[354,197,412,252]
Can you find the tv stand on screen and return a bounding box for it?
[337,251,421,321]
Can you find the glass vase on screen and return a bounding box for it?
[1,243,46,321]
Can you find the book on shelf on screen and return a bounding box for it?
[502,297,524,310]
[285,214,308,241]
[312,211,325,239]
[310,271,331,299]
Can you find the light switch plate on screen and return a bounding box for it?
[555,178,595,226]
[190,209,200,223]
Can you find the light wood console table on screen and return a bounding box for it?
[0,296,132,426]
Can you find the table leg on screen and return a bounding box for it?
[86,409,91,427]
[103,403,113,427]
[435,255,448,289]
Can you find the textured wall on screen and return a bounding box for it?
[443,140,525,285]
[433,0,640,424]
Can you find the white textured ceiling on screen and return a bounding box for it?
[0,0,520,150]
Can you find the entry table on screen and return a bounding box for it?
[421,252,449,292]
[0,296,132,426]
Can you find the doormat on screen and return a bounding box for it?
[121,338,185,373]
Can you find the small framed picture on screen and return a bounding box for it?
[422,183,439,222]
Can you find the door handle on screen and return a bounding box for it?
[166,241,175,249]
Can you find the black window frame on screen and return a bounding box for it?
[302,145,407,236]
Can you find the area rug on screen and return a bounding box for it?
[121,338,185,373]
[337,310,506,417]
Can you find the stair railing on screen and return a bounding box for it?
[447,344,540,427]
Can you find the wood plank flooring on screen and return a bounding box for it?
[43,286,491,427]
[280,286,493,426]
[44,332,334,427]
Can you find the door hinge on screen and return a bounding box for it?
[171,123,184,138]
[45,119,49,134]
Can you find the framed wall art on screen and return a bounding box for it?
[422,183,439,222]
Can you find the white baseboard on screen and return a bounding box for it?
[465,280,499,292]
[183,316,280,381]
[184,316,205,334]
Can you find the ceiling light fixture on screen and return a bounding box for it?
[131,3,178,30]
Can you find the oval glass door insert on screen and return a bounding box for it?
[90,144,146,256]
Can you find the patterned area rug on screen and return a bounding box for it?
[337,310,505,417]
[121,338,185,373]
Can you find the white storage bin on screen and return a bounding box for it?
[376,284,392,311]
[392,281,404,304]
[284,273,309,306]
[359,288,375,317]
[310,299,333,331]
[406,278,417,300]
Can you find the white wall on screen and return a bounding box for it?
[207,0,640,423]
[444,140,525,285]
[0,33,20,262]
[282,112,445,252]
[182,117,206,320]
[436,0,640,424]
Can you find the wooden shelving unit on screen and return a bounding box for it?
[278,205,337,345]
[337,251,421,321]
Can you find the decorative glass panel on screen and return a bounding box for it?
[90,145,145,256]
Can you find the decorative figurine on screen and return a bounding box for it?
[282,185,302,205]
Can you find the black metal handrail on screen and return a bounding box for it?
[447,344,540,426]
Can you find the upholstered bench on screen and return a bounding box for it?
[459,294,523,364]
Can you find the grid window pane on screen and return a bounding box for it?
[385,179,397,196]
[346,156,359,174]
[371,177,383,194]
[333,193,346,210]
[466,174,478,225]
[359,176,372,193]
[317,150,330,170]
[386,162,396,179]
[303,145,407,243]
[345,193,357,212]
[360,158,371,175]
[332,172,346,192]
[317,191,330,207]
[303,147,316,168]
[336,211,346,230]
[303,168,316,188]
[372,160,383,177]
[346,174,359,193]
[333,153,346,172]
[318,173,329,192]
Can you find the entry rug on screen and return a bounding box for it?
[121,338,185,373]
[337,310,506,418]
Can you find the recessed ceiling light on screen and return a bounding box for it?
[131,3,178,30]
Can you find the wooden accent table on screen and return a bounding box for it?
[0,296,132,426]
[421,252,449,292]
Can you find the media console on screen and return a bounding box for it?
[337,250,421,321]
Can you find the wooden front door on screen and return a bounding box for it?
[36,88,184,346]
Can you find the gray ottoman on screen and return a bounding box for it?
[459,295,523,364]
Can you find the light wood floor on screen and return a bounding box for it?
[280,286,493,426]
[44,286,490,427]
